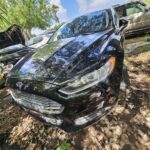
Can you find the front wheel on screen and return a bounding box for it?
[122,65,130,87]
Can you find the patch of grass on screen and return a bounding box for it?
[134,44,150,54]
[128,51,150,63]
[127,44,150,57]
[56,141,70,150]
[125,34,150,45]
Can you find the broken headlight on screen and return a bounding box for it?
[59,57,116,95]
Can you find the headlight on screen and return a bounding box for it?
[59,57,116,95]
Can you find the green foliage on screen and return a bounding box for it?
[144,0,150,5]
[0,0,59,31]
[56,141,70,150]
[54,22,66,31]
[127,0,150,5]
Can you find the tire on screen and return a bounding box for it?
[122,65,130,87]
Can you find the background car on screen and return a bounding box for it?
[0,24,25,49]
[6,8,128,132]
[0,44,33,65]
[0,24,31,65]
[114,1,150,37]
[0,24,28,87]
[26,31,54,49]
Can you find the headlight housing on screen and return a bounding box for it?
[59,56,116,95]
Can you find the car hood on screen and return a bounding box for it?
[7,29,113,85]
[0,44,25,54]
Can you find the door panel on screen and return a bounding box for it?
[140,11,150,29]
[124,3,147,32]
[126,12,143,31]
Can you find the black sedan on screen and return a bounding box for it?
[6,8,128,132]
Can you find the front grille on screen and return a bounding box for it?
[11,90,64,114]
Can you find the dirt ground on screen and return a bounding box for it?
[0,38,150,150]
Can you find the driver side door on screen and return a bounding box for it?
[125,3,147,32]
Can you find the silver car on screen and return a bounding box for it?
[114,1,150,37]
[26,32,54,49]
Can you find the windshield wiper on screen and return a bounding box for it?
[80,31,101,35]
[80,32,91,35]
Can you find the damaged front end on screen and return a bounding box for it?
[6,8,126,132]
[6,44,123,132]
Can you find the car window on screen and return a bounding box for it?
[126,3,145,16]
[115,6,126,18]
[114,12,119,28]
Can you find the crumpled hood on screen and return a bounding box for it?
[8,29,112,84]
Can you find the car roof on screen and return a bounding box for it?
[113,1,146,8]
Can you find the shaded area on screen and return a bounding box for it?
[0,47,150,150]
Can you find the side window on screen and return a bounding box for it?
[126,3,145,16]
[115,6,126,18]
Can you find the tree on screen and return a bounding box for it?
[144,0,150,5]
[127,0,150,5]
[0,0,59,38]
[54,22,66,31]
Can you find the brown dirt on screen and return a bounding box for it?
[0,50,150,150]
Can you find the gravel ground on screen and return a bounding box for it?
[0,41,150,150]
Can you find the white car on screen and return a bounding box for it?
[26,32,54,49]
[114,1,150,37]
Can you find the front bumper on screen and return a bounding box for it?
[10,83,118,132]
[23,102,115,132]
[24,101,115,132]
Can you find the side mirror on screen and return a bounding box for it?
[119,18,128,32]
[144,6,150,12]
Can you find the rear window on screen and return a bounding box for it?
[115,2,146,18]
[126,3,145,16]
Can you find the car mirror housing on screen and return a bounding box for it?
[119,18,128,32]
[144,6,150,12]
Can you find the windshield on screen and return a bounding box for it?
[50,10,111,42]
